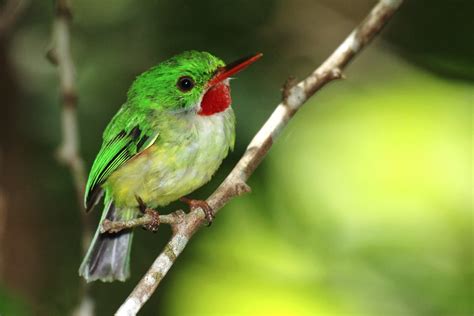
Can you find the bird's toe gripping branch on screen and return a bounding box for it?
[142,209,160,232]
[180,197,215,225]
[136,196,160,232]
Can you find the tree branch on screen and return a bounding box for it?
[115,0,403,314]
[100,209,185,234]
[48,0,87,207]
[48,1,94,315]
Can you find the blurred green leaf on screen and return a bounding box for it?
[0,286,31,316]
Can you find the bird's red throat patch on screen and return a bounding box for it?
[198,83,231,116]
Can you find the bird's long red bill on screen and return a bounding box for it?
[208,53,263,87]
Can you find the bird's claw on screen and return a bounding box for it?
[180,197,214,226]
[143,208,160,232]
[136,195,160,232]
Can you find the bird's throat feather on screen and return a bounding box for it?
[198,83,231,116]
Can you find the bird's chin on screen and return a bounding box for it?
[198,80,231,116]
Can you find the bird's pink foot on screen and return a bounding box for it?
[180,197,214,225]
[136,196,160,232]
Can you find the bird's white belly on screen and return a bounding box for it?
[107,109,235,208]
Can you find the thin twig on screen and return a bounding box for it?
[48,0,87,206]
[100,210,185,234]
[115,0,403,314]
[48,1,93,315]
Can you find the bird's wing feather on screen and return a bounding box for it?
[84,107,158,211]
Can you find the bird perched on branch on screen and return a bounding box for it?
[79,51,262,282]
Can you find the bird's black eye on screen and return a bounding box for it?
[177,76,195,92]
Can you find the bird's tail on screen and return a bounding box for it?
[79,200,137,282]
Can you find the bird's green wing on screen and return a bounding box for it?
[84,107,158,211]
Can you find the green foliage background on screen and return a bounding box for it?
[0,0,472,315]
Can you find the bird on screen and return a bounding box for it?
[79,50,262,282]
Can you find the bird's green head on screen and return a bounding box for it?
[127,50,262,115]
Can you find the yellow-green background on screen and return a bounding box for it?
[0,0,472,315]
